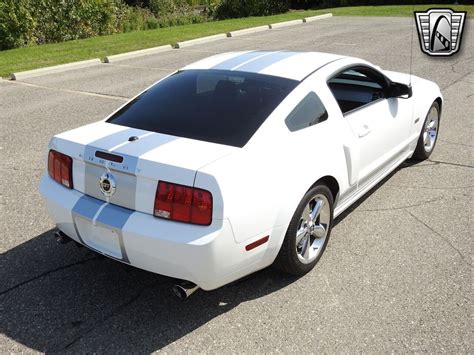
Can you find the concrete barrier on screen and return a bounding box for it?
[227,25,270,37]
[175,34,227,48]
[7,13,334,80]
[269,19,304,29]
[304,13,333,23]
[11,59,102,80]
[105,45,173,63]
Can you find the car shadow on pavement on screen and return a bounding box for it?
[333,158,424,225]
[0,160,422,352]
[0,228,299,352]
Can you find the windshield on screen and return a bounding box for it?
[107,69,298,147]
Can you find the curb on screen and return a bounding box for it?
[11,58,102,81]
[175,33,227,48]
[105,44,173,63]
[269,19,304,29]
[8,13,333,79]
[304,13,333,22]
[227,25,270,37]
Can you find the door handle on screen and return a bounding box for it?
[358,125,371,138]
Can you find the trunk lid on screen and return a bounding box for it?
[51,122,236,214]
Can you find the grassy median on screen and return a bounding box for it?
[0,4,472,78]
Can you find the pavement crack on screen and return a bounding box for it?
[442,61,473,90]
[404,209,469,265]
[355,197,443,212]
[58,282,162,351]
[438,139,474,148]
[427,159,474,169]
[106,63,176,72]
[0,167,43,172]
[3,80,129,101]
[386,184,474,190]
[399,161,438,169]
[0,256,101,297]
[450,57,473,73]
[441,76,464,91]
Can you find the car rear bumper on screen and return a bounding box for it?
[39,174,273,290]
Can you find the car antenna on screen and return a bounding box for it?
[409,0,415,88]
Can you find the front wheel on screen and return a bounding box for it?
[413,101,440,160]
[274,184,334,276]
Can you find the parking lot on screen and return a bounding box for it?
[0,16,472,352]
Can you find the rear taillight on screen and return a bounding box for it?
[48,150,73,189]
[154,181,213,226]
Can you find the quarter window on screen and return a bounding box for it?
[285,92,328,132]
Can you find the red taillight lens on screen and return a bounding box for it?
[154,181,212,225]
[48,150,73,189]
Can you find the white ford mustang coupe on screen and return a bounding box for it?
[40,51,442,297]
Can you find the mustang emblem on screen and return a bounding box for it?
[99,172,116,197]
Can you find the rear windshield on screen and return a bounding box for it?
[107,70,298,147]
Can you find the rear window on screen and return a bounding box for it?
[107,70,298,147]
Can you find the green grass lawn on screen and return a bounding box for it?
[0,4,472,78]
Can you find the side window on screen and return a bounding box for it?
[285,92,328,132]
[328,66,388,114]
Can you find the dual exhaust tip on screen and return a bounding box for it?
[55,230,200,299]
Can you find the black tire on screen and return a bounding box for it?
[274,184,334,276]
[412,101,440,160]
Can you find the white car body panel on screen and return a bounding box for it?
[40,51,442,290]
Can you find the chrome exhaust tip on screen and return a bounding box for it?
[54,230,71,244]
[172,281,199,300]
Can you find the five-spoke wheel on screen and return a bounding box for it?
[295,194,330,264]
[274,184,334,275]
[414,101,440,160]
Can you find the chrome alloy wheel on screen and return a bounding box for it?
[295,194,331,264]
[423,106,439,153]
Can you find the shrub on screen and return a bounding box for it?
[157,12,206,27]
[214,0,290,19]
[0,0,36,50]
[0,0,210,50]
[0,0,126,49]
[149,0,207,28]
[119,5,156,32]
[32,0,122,43]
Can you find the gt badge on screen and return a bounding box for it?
[415,8,467,57]
[99,172,116,197]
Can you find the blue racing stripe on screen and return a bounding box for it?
[72,195,105,220]
[236,51,300,73]
[212,51,267,70]
[96,203,134,229]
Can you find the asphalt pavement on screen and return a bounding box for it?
[0,16,472,353]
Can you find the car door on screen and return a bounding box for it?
[328,66,412,189]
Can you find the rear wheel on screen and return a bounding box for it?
[413,101,440,160]
[274,184,333,276]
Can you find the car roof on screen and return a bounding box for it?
[181,51,347,81]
